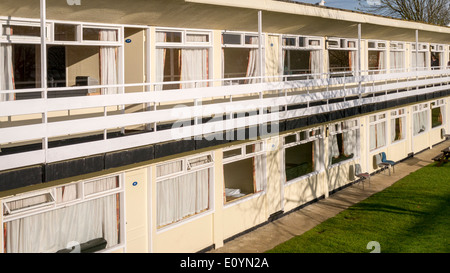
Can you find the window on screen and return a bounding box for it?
[155,28,211,90]
[156,153,213,228]
[283,128,322,183]
[390,109,406,143]
[411,43,428,71]
[327,38,357,76]
[83,28,118,42]
[368,40,387,74]
[413,103,429,135]
[329,119,360,165]
[222,32,262,84]
[54,24,77,41]
[282,34,322,79]
[223,142,265,203]
[369,113,387,151]
[390,42,405,73]
[431,100,445,128]
[430,44,444,69]
[2,175,123,253]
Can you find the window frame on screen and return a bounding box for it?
[328,119,360,167]
[1,174,125,253]
[156,27,213,48]
[410,42,429,70]
[155,152,214,229]
[0,18,51,44]
[325,37,357,50]
[221,31,263,49]
[412,103,430,136]
[282,34,322,50]
[390,108,407,144]
[369,113,388,152]
[222,141,267,205]
[431,99,445,129]
[389,41,406,73]
[367,39,388,73]
[282,127,323,185]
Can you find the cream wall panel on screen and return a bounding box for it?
[283,172,324,213]
[265,34,280,81]
[413,132,430,154]
[222,194,267,240]
[124,28,146,93]
[430,126,445,146]
[213,30,223,87]
[327,160,357,192]
[125,168,149,253]
[266,136,282,215]
[154,214,214,253]
[388,140,408,162]
[212,149,224,249]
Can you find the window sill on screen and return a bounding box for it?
[156,209,214,234]
[390,138,407,146]
[285,170,321,187]
[328,157,359,168]
[223,191,265,209]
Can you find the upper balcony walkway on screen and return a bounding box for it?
[0,68,449,175]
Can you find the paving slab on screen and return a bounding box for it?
[207,140,449,253]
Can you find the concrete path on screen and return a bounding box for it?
[207,140,450,253]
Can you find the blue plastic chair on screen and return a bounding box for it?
[381,152,395,175]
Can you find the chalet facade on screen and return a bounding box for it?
[0,0,449,253]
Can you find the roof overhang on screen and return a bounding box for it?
[0,0,448,43]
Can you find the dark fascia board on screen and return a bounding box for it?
[0,91,449,193]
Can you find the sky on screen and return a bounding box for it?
[292,0,369,12]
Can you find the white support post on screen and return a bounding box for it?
[258,10,264,83]
[40,0,48,161]
[358,23,362,101]
[415,29,419,73]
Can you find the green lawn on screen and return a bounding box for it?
[267,162,450,253]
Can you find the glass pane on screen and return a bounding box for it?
[432,107,443,128]
[245,35,258,45]
[299,131,308,141]
[83,28,117,41]
[298,37,305,47]
[188,155,212,168]
[283,37,296,46]
[310,39,320,46]
[285,142,314,182]
[4,193,54,215]
[223,148,242,159]
[54,24,77,41]
[156,160,183,177]
[84,177,119,196]
[246,143,262,154]
[3,25,40,37]
[186,33,209,43]
[56,184,78,203]
[284,134,297,145]
[327,40,338,47]
[222,34,241,45]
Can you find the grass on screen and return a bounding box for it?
[267,162,450,253]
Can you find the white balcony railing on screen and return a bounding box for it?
[0,69,449,171]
